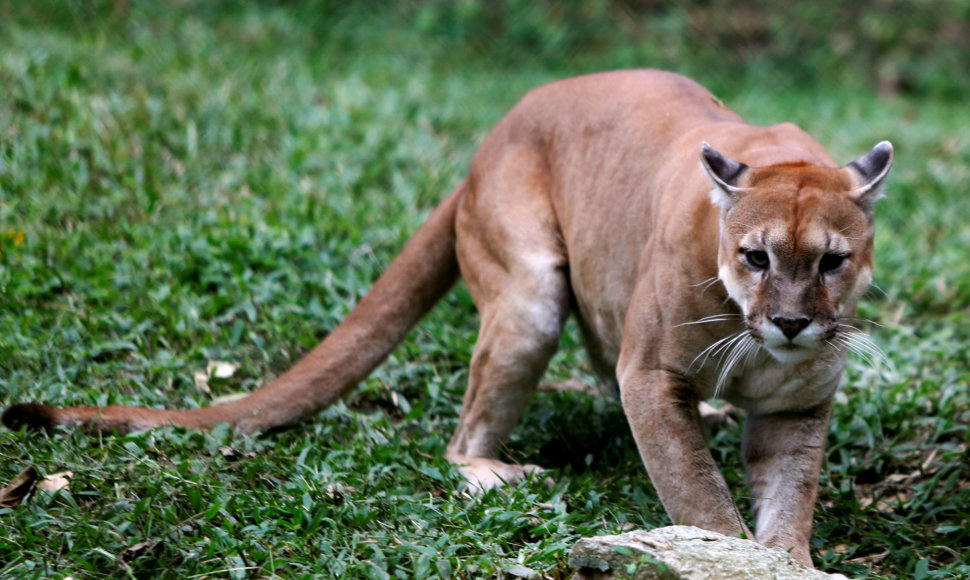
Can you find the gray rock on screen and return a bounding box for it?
[568,526,847,580]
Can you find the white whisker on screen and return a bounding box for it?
[838,318,883,329]
[869,283,888,298]
[711,331,749,361]
[743,339,761,366]
[688,277,718,288]
[687,276,724,295]
[674,314,742,328]
[690,330,744,372]
[701,278,722,293]
[713,333,759,399]
[849,334,891,368]
[833,325,892,369]
[845,342,877,366]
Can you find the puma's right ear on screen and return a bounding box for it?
[701,142,749,210]
[845,141,894,215]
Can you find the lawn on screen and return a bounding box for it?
[1,2,968,578]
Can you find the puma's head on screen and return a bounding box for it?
[701,141,893,364]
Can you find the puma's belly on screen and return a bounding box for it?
[568,254,640,381]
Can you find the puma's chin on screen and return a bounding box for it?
[757,323,825,364]
[764,343,818,364]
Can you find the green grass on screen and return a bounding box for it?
[1,3,968,579]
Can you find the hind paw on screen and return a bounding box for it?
[452,457,553,494]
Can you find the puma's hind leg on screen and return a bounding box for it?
[445,290,567,492]
[445,146,569,492]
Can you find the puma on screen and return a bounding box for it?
[2,70,892,566]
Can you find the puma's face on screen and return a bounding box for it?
[701,142,893,364]
[717,173,874,363]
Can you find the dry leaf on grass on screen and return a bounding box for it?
[858,469,924,512]
[847,550,890,567]
[326,484,356,503]
[0,466,38,508]
[537,379,600,395]
[193,360,239,392]
[218,446,257,462]
[38,471,74,493]
[210,391,250,406]
[118,540,163,564]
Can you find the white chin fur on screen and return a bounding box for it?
[761,322,823,364]
[765,345,817,364]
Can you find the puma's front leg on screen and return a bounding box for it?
[620,368,751,538]
[743,403,831,567]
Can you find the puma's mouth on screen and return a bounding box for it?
[748,321,825,364]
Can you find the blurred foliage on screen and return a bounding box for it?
[3,0,968,98]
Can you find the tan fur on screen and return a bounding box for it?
[2,70,893,567]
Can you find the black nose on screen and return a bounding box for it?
[771,317,811,341]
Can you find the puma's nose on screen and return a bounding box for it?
[771,317,811,341]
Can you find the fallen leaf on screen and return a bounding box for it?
[831,544,852,556]
[192,370,210,392]
[506,564,538,578]
[193,361,239,392]
[847,550,890,567]
[326,484,356,503]
[208,360,238,379]
[119,540,162,564]
[210,392,249,406]
[218,446,257,462]
[537,379,600,395]
[38,471,74,492]
[884,472,914,484]
[0,466,38,508]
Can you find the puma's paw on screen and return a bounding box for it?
[454,457,553,494]
[698,401,741,427]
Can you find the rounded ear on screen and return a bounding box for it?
[700,142,749,210]
[845,141,893,214]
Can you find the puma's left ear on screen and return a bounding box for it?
[701,142,749,211]
[845,141,894,214]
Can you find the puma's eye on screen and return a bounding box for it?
[819,253,849,274]
[742,249,770,270]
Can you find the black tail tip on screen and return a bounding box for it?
[2,403,58,432]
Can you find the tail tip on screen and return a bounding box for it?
[2,403,58,432]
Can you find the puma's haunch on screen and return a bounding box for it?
[2,70,893,567]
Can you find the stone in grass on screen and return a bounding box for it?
[569,526,847,580]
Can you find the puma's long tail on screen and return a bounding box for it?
[2,185,465,435]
